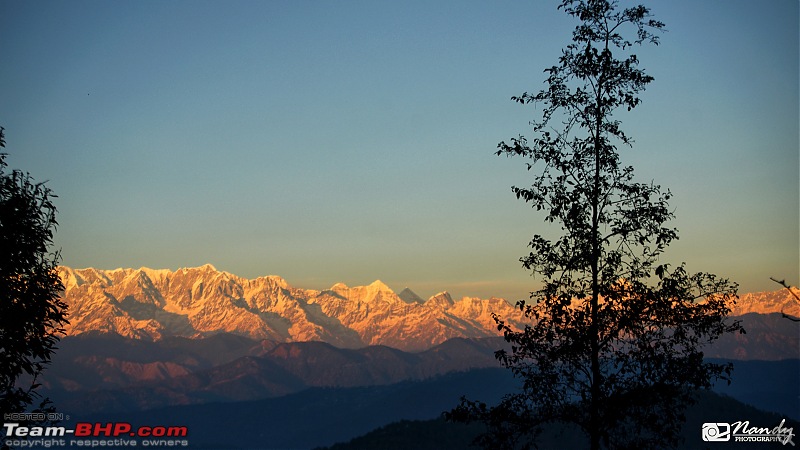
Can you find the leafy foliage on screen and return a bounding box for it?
[447,1,743,449]
[0,127,68,431]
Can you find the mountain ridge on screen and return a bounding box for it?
[58,265,800,352]
[58,265,528,351]
[44,331,798,418]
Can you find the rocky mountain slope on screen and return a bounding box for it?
[58,265,527,351]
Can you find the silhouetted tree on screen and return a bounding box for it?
[0,127,68,435]
[770,277,800,322]
[447,1,742,449]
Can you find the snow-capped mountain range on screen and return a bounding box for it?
[58,265,527,351]
[57,265,800,352]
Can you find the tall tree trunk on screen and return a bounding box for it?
[589,140,602,450]
[589,103,603,450]
[589,32,610,450]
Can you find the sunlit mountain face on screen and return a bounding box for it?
[730,287,800,317]
[58,265,800,349]
[57,265,529,351]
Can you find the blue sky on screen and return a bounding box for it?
[1,0,797,301]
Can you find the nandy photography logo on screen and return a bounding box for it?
[703,419,795,446]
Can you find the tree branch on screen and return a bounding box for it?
[769,277,800,322]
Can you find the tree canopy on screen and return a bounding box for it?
[447,1,743,448]
[0,126,68,427]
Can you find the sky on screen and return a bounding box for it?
[1,0,797,302]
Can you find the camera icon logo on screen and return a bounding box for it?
[702,423,731,442]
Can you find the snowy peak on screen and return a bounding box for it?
[255,275,290,290]
[368,279,393,293]
[327,279,399,304]
[198,263,217,272]
[365,279,395,300]
[330,282,349,291]
[426,291,454,308]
